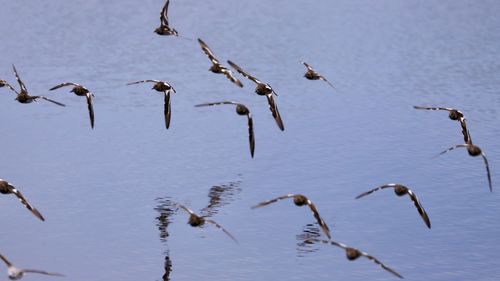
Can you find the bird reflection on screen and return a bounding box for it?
[154,197,177,281]
[200,179,242,218]
[296,223,321,257]
[161,254,173,281]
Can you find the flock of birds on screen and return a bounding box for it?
[0,0,495,280]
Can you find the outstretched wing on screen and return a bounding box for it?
[177,204,196,215]
[197,38,220,65]
[7,184,45,221]
[126,80,160,85]
[49,82,81,91]
[195,101,240,107]
[407,189,431,228]
[359,251,404,279]
[12,64,27,93]
[164,91,171,129]
[413,106,456,112]
[458,117,472,144]
[205,219,238,244]
[433,144,468,158]
[251,194,296,209]
[247,113,255,158]
[160,0,171,26]
[480,153,493,192]
[265,93,285,131]
[355,184,396,199]
[40,96,66,107]
[0,254,13,267]
[86,92,95,129]
[306,200,331,239]
[301,61,315,72]
[221,68,244,87]
[227,60,262,84]
[22,269,64,277]
[319,77,335,89]
[0,80,19,94]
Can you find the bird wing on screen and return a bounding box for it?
[0,80,20,94]
[359,251,404,279]
[227,60,262,84]
[355,184,396,199]
[22,269,64,277]
[39,96,66,107]
[205,219,238,244]
[160,0,171,26]
[480,152,493,192]
[265,93,285,131]
[197,38,220,65]
[247,112,255,158]
[177,204,196,215]
[306,200,331,239]
[164,91,171,129]
[319,77,335,89]
[433,144,468,158]
[251,194,296,209]
[221,68,244,87]
[301,61,315,72]
[0,254,13,267]
[195,101,240,107]
[12,64,27,93]
[49,82,81,91]
[413,106,456,112]
[7,184,45,221]
[407,189,431,228]
[458,117,472,144]
[86,92,95,129]
[126,80,160,85]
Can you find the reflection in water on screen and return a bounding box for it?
[154,196,177,281]
[200,179,242,218]
[296,223,321,257]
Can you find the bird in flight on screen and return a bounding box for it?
[0,253,63,280]
[305,239,403,279]
[126,80,176,129]
[0,179,45,221]
[154,0,178,36]
[251,194,331,240]
[413,106,471,144]
[49,83,95,129]
[355,183,431,228]
[176,204,238,243]
[197,38,243,87]
[435,143,492,192]
[5,65,65,107]
[227,60,285,131]
[300,61,334,89]
[195,101,255,158]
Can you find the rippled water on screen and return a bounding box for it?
[1,1,499,280]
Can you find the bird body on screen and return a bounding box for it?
[0,179,44,221]
[49,82,95,129]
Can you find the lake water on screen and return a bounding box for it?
[1,1,499,280]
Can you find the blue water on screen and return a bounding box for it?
[1,1,499,280]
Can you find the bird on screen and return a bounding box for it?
[154,0,178,36]
[227,60,285,131]
[8,65,65,107]
[251,194,331,240]
[413,106,471,144]
[435,143,492,192]
[300,61,334,89]
[0,253,63,280]
[49,83,95,129]
[355,183,431,228]
[305,239,403,279]
[195,101,255,158]
[0,179,44,221]
[126,80,176,129]
[176,204,238,243]
[197,39,243,87]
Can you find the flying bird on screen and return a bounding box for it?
[305,239,403,279]
[197,39,243,87]
[195,101,255,158]
[126,80,176,129]
[413,106,471,144]
[435,143,492,192]
[0,80,18,94]
[6,65,65,107]
[154,0,178,36]
[355,183,431,228]
[176,204,238,243]
[300,61,334,89]
[49,83,95,129]
[0,179,45,221]
[251,194,331,240]
[227,60,285,131]
[0,253,63,280]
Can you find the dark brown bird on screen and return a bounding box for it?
[195,101,255,158]
[251,194,331,240]
[7,65,65,107]
[413,106,471,144]
[176,204,238,243]
[197,39,243,87]
[355,183,431,228]
[49,83,95,129]
[126,80,176,129]
[154,0,178,36]
[0,179,44,221]
[227,60,285,131]
[300,61,334,89]
[435,143,492,192]
[305,239,403,279]
[0,253,64,280]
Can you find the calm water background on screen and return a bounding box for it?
[1,1,499,280]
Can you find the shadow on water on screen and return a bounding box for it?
[296,223,321,257]
[154,196,177,281]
